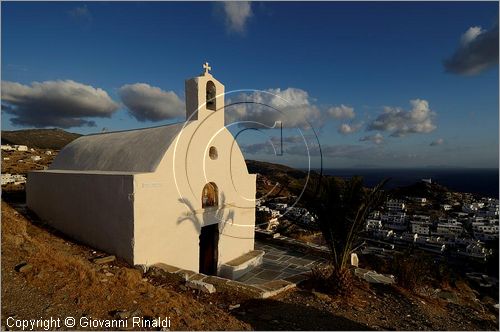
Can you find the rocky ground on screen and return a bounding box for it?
[1,200,498,331]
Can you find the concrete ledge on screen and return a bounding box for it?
[186,279,216,293]
[176,269,197,281]
[203,275,230,288]
[255,280,296,299]
[255,228,330,259]
[218,250,265,280]
[151,262,296,299]
[355,267,395,285]
[226,280,265,298]
[153,263,180,273]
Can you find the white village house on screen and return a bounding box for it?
[27,64,257,276]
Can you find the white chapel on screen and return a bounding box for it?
[27,64,257,275]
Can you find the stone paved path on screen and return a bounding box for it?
[236,239,327,285]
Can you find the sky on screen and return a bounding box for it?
[1,1,499,169]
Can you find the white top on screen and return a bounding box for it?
[50,122,190,172]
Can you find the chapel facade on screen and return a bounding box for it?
[27,64,257,275]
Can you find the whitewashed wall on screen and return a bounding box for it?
[27,171,136,263]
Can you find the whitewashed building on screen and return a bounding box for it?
[386,199,406,212]
[409,197,427,205]
[473,221,499,241]
[441,204,452,211]
[435,222,463,237]
[411,221,430,235]
[2,173,27,185]
[366,219,382,231]
[27,65,257,275]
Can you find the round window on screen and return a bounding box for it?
[209,146,218,160]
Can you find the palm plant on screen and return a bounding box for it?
[307,175,388,295]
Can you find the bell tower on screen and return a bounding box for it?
[185,62,225,123]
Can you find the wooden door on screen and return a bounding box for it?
[199,224,219,275]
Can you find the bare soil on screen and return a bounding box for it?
[1,200,498,330]
[1,201,250,331]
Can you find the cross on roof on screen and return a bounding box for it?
[203,62,211,74]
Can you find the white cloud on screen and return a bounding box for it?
[240,142,271,155]
[338,122,362,135]
[270,135,305,144]
[118,83,185,122]
[328,104,355,120]
[461,26,483,46]
[226,88,322,129]
[241,135,317,156]
[220,1,252,33]
[367,99,436,137]
[288,144,373,159]
[444,24,499,75]
[360,133,384,145]
[68,5,93,26]
[1,80,118,128]
[430,138,444,146]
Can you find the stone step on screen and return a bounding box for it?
[219,250,265,280]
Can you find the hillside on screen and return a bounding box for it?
[1,128,81,150]
[246,159,328,199]
[2,201,498,330]
[1,140,498,330]
[245,160,309,180]
[245,160,464,205]
[389,181,451,199]
[1,201,250,330]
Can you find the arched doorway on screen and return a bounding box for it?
[199,182,219,275]
[206,81,216,110]
[201,182,218,208]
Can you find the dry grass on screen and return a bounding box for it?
[295,232,326,246]
[1,149,56,175]
[1,201,250,330]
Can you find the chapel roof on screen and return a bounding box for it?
[50,121,190,172]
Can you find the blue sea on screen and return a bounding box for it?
[319,168,499,198]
